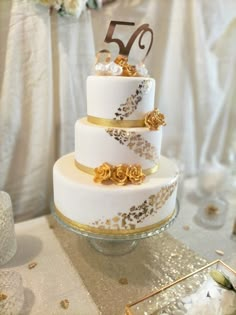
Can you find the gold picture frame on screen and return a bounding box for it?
[125,260,236,315]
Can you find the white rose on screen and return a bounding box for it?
[186,298,223,315]
[54,0,63,10]
[63,0,87,17]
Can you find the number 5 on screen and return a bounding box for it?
[104,20,153,61]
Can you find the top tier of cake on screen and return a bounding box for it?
[87,76,155,124]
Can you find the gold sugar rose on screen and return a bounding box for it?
[114,55,138,77]
[94,162,113,183]
[111,164,129,186]
[145,109,166,130]
[93,163,146,185]
[127,164,145,185]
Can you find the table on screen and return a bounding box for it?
[169,177,236,263]
[1,178,236,315]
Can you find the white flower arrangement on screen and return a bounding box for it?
[34,0,93,17]
[176,271,236,315]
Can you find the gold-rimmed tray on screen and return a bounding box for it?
[125,260,236,314]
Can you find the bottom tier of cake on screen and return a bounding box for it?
[53,153,179,235]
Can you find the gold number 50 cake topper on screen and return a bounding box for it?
[104,21,153,61]
[95,21,153,76]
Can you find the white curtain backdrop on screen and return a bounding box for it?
[0,0,95,221]
[0,0,235,221]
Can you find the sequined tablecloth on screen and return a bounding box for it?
[49,217,208,315]
[2,175,236,315]
[169,177,236,263]
[2,214,207,315]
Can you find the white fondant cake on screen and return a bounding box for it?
[54,153,178,234]
[53,75,179,235]
[75,118,162,170]
[87,76,155,121]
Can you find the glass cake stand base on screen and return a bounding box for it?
[52,201,179,256]
[89,239,138,256]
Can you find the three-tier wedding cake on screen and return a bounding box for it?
[53,21,179,236]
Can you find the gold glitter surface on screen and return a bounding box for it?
[106,128,158,163]
[113,80,152,120]
[48,215,207,315]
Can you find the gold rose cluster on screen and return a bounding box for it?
[144,109,166,130]
[94,163,145,185]
[114,55,138,77]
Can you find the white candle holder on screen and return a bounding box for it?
[0,191,17,266]
[197,197,228,228]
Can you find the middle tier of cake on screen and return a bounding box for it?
[75,118,162,172]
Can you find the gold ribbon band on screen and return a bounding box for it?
[54,206,176,236]
[74,160,159,176]
[87,115,145,128]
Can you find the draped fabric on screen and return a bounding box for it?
[0,0,95,221]
[0,0,236,221]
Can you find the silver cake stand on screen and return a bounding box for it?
[52,201,179,256]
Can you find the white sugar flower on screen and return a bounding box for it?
[35,0,87,17]
[181,275,236,315]
[185,298,223,315]
[63,0,87,17]
[136,63,149,77]
[53,0,63,10]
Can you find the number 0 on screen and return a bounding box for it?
[104,20,153,61]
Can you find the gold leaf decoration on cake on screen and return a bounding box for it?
[106,128,158,163]
[92,179,177,230]
[113,80,152,120]
[106,129,129,145]
[94,162,113,183]
[144,109,166,130]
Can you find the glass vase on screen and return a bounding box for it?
[0,191,17,266]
